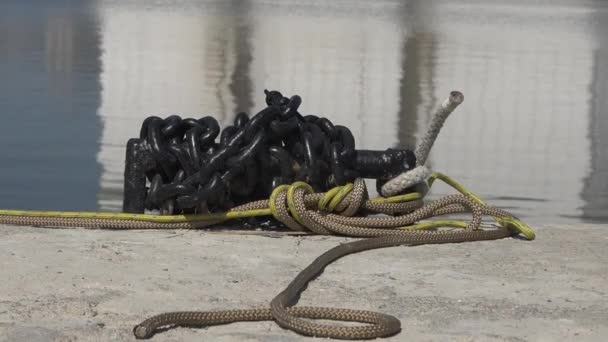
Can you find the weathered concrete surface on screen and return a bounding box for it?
[1,224,607,342]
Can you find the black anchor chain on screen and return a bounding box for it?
[123,90,416,215]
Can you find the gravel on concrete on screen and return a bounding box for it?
[1,223,607,341]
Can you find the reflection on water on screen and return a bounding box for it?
[583,9,608,222]
[0,1,101,211]
[0,0,606,223]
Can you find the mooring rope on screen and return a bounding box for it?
[0,172,534,240]
[131,173,534,339]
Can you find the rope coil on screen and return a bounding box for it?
[132,173,535,339]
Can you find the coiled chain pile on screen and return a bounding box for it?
[129,90,415,215]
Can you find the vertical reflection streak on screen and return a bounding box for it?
[581,6,608,221]
[229,0,254,115]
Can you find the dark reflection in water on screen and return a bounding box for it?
[0,0,606,223]
[582,7,608,222]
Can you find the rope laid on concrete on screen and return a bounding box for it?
[0,173,535,340]
[133,175,534,340]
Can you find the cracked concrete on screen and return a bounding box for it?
[1,224,607,341]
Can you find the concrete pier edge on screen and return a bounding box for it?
[1,223,607,341]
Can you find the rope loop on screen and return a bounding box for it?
[318,183,354,212]
[269,184,290,224]
[496,216,536,240]
[286,182,315,225]
[256,175,538,240]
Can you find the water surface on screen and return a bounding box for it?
[1,0,607,224]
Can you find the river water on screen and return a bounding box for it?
[0,0,606,224]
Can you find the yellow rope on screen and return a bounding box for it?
[269,184,290,222]
[286,182,314,225]
[327,182,354,211]
[0,173,535,240]
[427,172,535,240]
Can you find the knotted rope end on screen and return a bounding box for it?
[497,217,536,241]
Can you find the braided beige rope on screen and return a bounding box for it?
[381,91,464,197]
[0,215,218,229]
[133,179,519,340]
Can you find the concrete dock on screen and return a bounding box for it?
[1,223,607,341]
